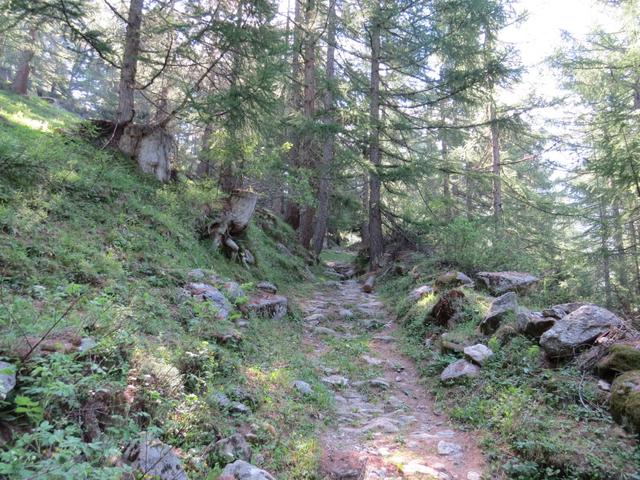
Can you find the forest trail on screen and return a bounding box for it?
[297,265,485,480]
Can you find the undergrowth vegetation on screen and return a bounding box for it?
[0,92,328,478]
[380,257,640,480]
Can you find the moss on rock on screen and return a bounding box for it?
[610,370,640,434]
[598,344,640,376]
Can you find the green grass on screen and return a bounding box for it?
[378,258,640,480]
[0,92,328,478]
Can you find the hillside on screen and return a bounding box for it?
[0,94,638,480]
[0,93,331,478]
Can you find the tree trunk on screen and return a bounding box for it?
[489,101,502,225]
[464,154,473,221]
[311,0,337,256]
[11,28,37,95]
[361,173,370,247]
[441,136,451,221]
[116,0,144,124]
[298,0,318,249]
[368,5,384,268]
[599,199,612,308]
[628,218,640,294]
[284,0,304,229]
[196,123,213,177]
[611,201,629,291]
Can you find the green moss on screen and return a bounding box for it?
[598,345,640,375]
[610,370,640,434]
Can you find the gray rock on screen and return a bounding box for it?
[123,434,188,480]
[480,292,517,335]
[313,326,341,337]
[516,311,556,339]
[476,271,539,295]
[304,313,328,324]
[437,440,463,456]
[359,417,400,433]
[434,272,474,291]
[78,337,97,353]
[246,293,288,320]
[321,375,349,387]
[188,268,206,280]
[542,307,566,319]
[361,354,383,366]
[211,392,232,409]
[409,285,434,302]
[220,460,276,480]
[440,359,480,381]
[184,282,232,320]
[540,305,624,358]
[467,472,481,480]
[256,282,277,294]
[338,308,354,320]
[212,433,252,464]
[293,380,313,395]
[0,361,16,400]
[222,281,246,302]
[464,344,494,365]
[230,402,251,415]
[276,243,292,257]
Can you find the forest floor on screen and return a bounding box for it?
[296,267,485,479]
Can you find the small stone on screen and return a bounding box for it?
[314,326,341,337]
[369,378,390,389]
[338,308,354,319]
[236,319,250,328]
[212,433,252,464]
[220,460,276,480]
[373,335,394,343]
[78,337,97,352]
[304,313,328,324]
[0,361,16,400]
[230,402,251,415]
[437,440,463,456]
[598,379,611,392]
[359,417,400,433]
[257,282,277,294]
[188,268,206,280]
[440,359,480,381]
[361,354,383,366]
[293,380,313,395]
[321,375,349,387]
[467,472,481,480]
[463,344,494,365]
[210,392,231,408]
[123,433,188,480]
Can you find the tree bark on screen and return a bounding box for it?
[311,0,337,256]
[11,28,37,95]
[298,0,318,249]
[464,154,473,221]
[489,101,502,225]
[628,218,640,294]
[116,0,144,124]
[368,4,384,268]
[284,0,304,229]
[361,173,370,247]
[611,200,629,291]
[441,136,451,221]
[599,199,612,308]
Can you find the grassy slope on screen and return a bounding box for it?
[0,92,330,478]
[379,254,640,480]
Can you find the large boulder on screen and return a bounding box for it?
[246,292,288,319]
[516,311,556,339]
[429,290,466,327]
[440,359,480,381]
[476,271,539,295]
[220,460,276,480]
[542,302,587,320]
[479,292,517,335]
[184,282,233,320]
[539,305,624,358]
[123,434,188,480]
[598,344,640,376]
[610,370,640,434]
[434,271,474,291]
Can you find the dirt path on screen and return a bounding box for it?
[298,272,485,480]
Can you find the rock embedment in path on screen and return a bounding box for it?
[245,291,288,319]
[299,272,486,479]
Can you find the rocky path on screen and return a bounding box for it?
[298,272,485,480]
